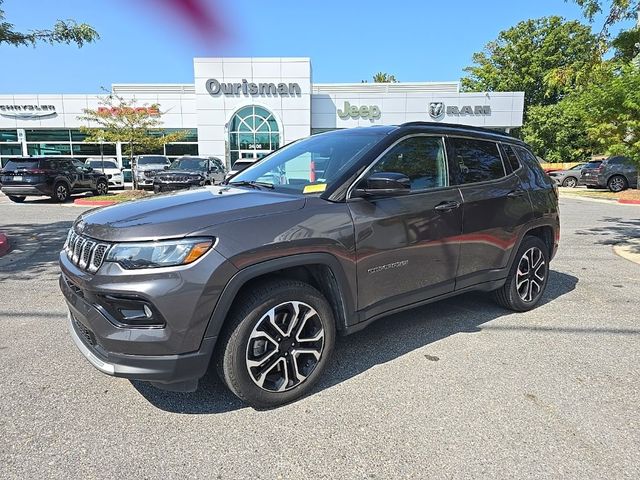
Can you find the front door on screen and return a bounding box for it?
[348,135,463,317]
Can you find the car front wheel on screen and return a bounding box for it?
[93,179,108,196]
[562,176,578,188]
[216,279,336,409]
[493,236,549,312]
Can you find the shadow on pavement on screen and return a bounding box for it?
[576,216,640,253]
[0,220,74,280]
[134,270,578,415]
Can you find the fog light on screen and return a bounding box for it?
[94,294,165,328]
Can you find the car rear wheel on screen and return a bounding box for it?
[562,176,578,188]
[607,175,627,193]
[216,279,336,409]
[8,195,26,203]
[493,236,549,312]
[52,183,70,203]
[92,179,109,196]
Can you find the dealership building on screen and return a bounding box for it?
[0,57,524,168]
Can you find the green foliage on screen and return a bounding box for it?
[372,72,398,83]
[0,0,99,47]
[522,102,595,161]
[570,63,640,161]
[78,93,187,158]
[570,0,639,37]
[461,16,599,107]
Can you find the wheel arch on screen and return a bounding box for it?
[204,253,356,341]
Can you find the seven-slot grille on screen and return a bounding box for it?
[64,229,111,273]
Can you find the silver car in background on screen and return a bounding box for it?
[133,155,171,189]
[548,163,588,188]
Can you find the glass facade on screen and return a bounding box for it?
[0,128,199,163]
[229,106,280,165]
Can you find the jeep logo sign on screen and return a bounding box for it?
[337,101,381,120]
[206,78,302,96]
[428,102,491,119]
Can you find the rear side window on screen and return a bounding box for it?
[449,137,505,184]
[370,136,448,191]
[501,144,521,171]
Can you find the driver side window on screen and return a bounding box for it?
[369,136,448,191]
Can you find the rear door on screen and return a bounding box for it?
[348,134,463,316]
[448,137,533,289]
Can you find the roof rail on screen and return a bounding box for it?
[399,121,516,138]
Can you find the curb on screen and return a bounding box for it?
[618,199,640,205]
[613,240,640,266]
[73,198,118,206]
[0,233,10,257]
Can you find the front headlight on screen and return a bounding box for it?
[106,238,214,269]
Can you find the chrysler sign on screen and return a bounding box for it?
[0,104,57,119]
[206,78,302,96]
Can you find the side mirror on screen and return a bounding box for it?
[164,165,170,170]
[352,172,411,198]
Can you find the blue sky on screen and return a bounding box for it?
[0,0,632,93]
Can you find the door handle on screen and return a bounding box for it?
[434,201,461,212]
[507,189,526,198]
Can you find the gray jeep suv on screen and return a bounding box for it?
[59,123,560,408]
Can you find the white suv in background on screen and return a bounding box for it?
[85,158,124,189]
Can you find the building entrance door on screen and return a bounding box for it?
[239,150,271,160]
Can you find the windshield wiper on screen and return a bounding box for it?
[228,180,274,190]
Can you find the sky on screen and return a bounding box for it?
[0,0,634,93]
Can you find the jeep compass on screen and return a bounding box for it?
[59,123,560,408]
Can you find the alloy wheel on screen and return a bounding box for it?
[563,177,577,188]
[515,247,546,303]
[245,301,325,392]
[97,181,108,195]
[609,177,625,192]
[56,184,68,201]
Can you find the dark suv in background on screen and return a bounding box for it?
[60,123,559,408]
[152,156,226,193]
[581,155,638,192]
[1,157,109,202]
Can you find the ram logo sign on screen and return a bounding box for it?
[428,102,491,120]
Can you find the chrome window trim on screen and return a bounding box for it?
[346,134,449,200]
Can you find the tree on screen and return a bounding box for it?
[0,0,98,47]
[522,101,595,162]
[571,63,640,161]
[570,0,639,38]
[461,16,598,107]
[78,93,187,184]
[372,72,398,83]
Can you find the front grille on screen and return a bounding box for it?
[73,316,97,347]
[64,229,111,274]
[160,174,196,182]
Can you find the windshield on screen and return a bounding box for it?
[170,157,208,171]
[584,161,602,168]
[138,156,169,165]
[87,160,118,169]
[229,130,387,194]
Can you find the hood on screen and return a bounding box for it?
[137,164,168,171]
[74,186,306,242]
[156,169,204,177]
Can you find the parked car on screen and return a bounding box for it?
[581,156,638,192]
[152,156,226,193]
[1,157,108,203]
[60,123,559,408]
[133,155,171,189]
[548,163,588,187]
[84,158,124,189]
[224,159,255,181]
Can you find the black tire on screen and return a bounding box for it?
[607,175,627,193]
[8,195,26,203]
[562,176,578,188]
[52,182,70,203]
[216,279,336,409]
[153,184,161,194]
[586,185,597,189]
[493,236,550,312]
[92,179,109,196]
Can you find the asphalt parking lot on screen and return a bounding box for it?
[1,195,639,479]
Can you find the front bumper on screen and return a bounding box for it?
[59,246,237,389]
[67,310,216,388]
